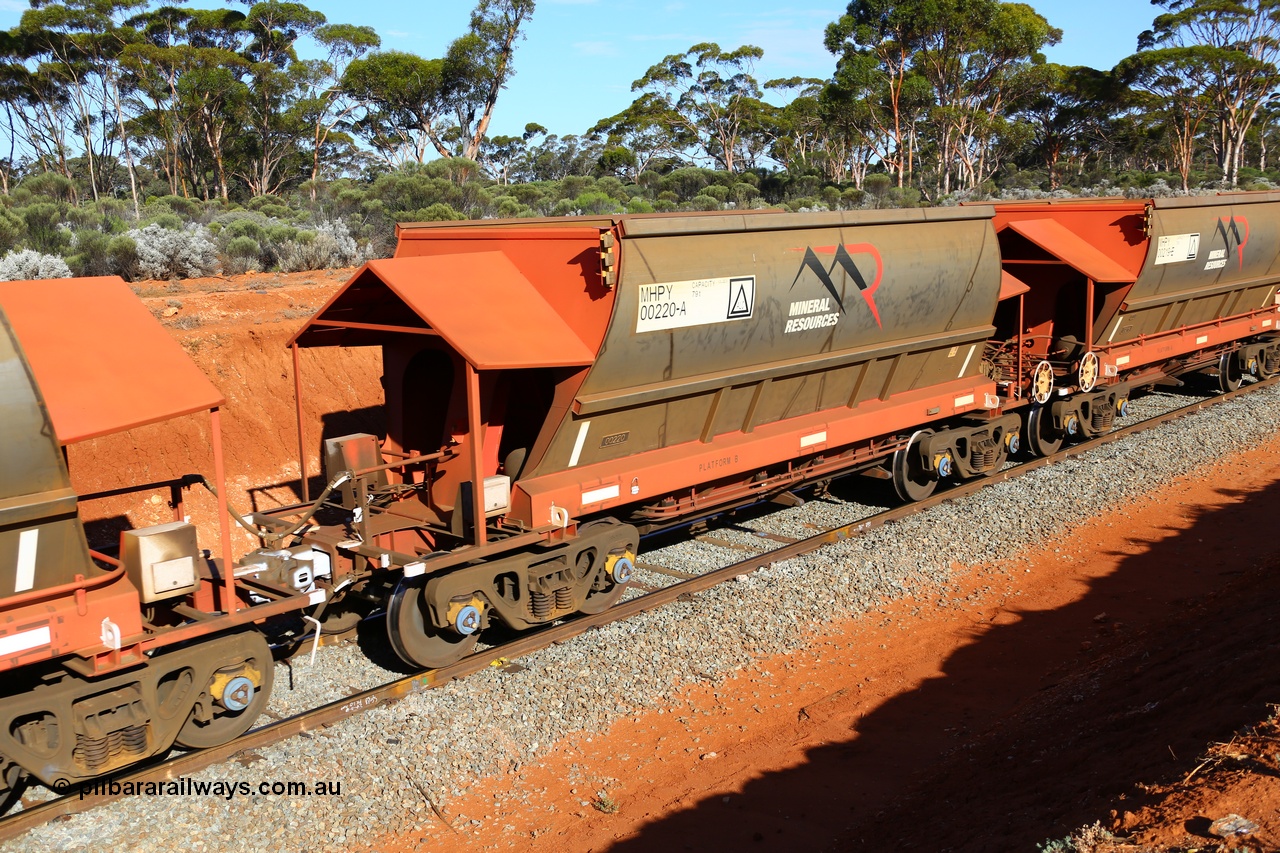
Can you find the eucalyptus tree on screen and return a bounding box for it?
[446,0,535,162]
[1139,0,1280,185]
[762,77,829,175]
[817,75,883,187]
[588,92,697,179]
[122,7,250,199]
[825,0,931,187]
[1117,48,1216,190]
[826,0,1059,194]
[12,0,154,205]
[232,1,326,196]
[341,0,534,165]
[1016,64,1118,189]
[625,42,770,173]
[294,23,380,196]
[911,0,1060,194]
[823,38,933,189]
[341,51,448,164]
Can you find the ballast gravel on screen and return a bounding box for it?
[11,382,1279,852]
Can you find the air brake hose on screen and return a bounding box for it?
[195,471,351,548]
[194,474,266,543]
[257,471,352,548]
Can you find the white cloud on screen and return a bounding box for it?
[0,0,27,12]
[574,40,618,57]
[384,29,413,39]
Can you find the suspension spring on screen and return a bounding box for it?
[530,590,552,619]
[554,586,573,611]
[122,724,147,754]
[75,734,109,769]
[1092,407,1115,432]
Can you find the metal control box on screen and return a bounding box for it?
[122,521,200,603]
[483,475,510,515]
[324,433,388,510]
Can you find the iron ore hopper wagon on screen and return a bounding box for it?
[265,207,1022,668]
[986,193,1280,454]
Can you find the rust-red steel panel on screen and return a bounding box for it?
[999,270,1030,300]
[1004,218,1137,283]
[292,254,597,369]
[0,276,224,443]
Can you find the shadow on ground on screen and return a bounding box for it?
[608,477,1280,852]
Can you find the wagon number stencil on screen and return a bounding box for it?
[635,276,755,333]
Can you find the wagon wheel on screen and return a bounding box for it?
[0,762,24,816]
[386,576,478,670]
[316,597,372,636]
[891,429,938,503]
[1031,360,1055,404]
[1025,405,1063,457]
[1218,350,1243,393]
[175,633,275,749]
[1078,351,1099,393]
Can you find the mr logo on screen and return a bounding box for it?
[1215,215,1250,270]
[789,243,884,328]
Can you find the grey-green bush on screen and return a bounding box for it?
[0,249,73,280]
[127,224,220,280]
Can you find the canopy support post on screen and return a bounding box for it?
[465,362,487,547]
[210,407,236,613]
[292,342,309,503]
[1085,278,1095,350]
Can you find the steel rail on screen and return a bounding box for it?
[2,376,1274,842]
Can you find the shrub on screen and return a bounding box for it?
[255,203,294,220]
[0,249,73,280]
[20,203,71,253]
[572,191,622,215]
[127,223,220,279]
[662,168,712,200]
[21,172,76,203]
[223,235,263,274]
[0,208,25,254]
[157,194,200,219]
[730,183,760,206]
[143,212,184,231]
[492,196,527,218]
[108,236,139,280]
[702,184,730,202]
[278,220,362,272]
[406,203,465,222]
[67,230,115,277]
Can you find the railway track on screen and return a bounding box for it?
[2,376,1273,843]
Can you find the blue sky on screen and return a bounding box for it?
[0,0,1160,138]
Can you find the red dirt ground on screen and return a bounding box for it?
[65,272,1280,852]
